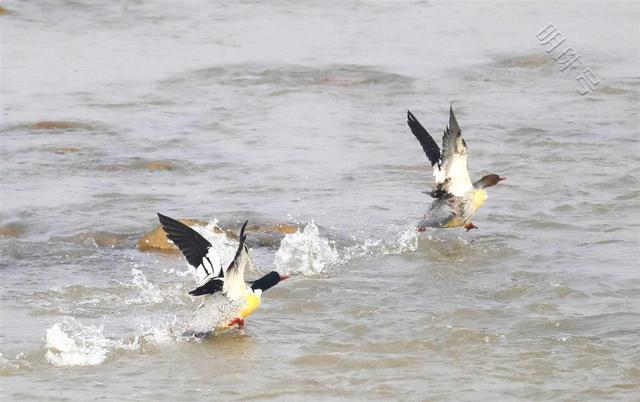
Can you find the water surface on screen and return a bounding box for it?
[1,1,639,401]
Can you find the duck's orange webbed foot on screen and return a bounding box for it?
[228,317,245,328]
[464,222,478,231]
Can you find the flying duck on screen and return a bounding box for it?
[406,107,505,231]
[157,213,288,330]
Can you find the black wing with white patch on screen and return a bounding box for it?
[441,105,466,159]
[188,277,224,296]
[407,110,442,168]
[226,220,248,275]
[157,213,212,269]
[191,221,249,298]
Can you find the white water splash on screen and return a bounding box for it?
[125,268,165,304]
[389,226,420,254]
[134,315,185,345]
[275,221,338,275]
[197,221,240,267]
[0,351,27,374]
[44,318,138,367]
[0,352,10,369]
[341,225,420,263]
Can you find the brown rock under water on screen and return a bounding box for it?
[246,223,299,235]
[92,232,129,248]
[138,220,300,252]
[496,55,553,69]
[96,160,177,172]
[138,219,210,252]
[0,224,25,238]
[28,121,93,131]
[133,160,175,172]
[58,231,131,249]
[51,146,81,154]
[0,6,12,15]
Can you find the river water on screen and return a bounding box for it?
[1,1,639,401]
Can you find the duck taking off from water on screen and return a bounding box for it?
[157,213,289,331]
[406,106,505,232]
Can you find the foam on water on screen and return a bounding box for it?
[126,267,165,305]
[0,351,30,375]
[274,222,421,275]
[0,352,11,372]
[116,266,185,307]
[338,225,420,265]
[44,318,139,367]
[359,225,420,257]
[198,220,241,266]
[134,315,191,345]
[41,266,198,367]
[275,221,338,275]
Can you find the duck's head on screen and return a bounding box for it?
[250,271,289,294]
[476,174,506,189]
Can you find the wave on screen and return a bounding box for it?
[275,221,338,275]
[274,221,420,276]
[44,318,139,367]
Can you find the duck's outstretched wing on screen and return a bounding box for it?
[157,213,212,267]
[189,221,251,297]
[157,213,224,295]
[407,111,441,168]
[188,279,224,296]
[407,110,446,185]
[222,221,250,301]
[441,106,465,160]
[439,106,473,196]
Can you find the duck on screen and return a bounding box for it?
[157,213,288,331]
[406,106,505,232]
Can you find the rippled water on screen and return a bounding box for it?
[1,1,639,401]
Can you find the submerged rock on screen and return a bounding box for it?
[138,220,300,252]
[51,146,81,154]
[28,121,94,131]
[245,223,298,235]
[495,54,554,69]
[0,6,12,15]
[132,160,175,172]
[0,223,25,238]
[60,232,131,249]
[138,219,210,252]
[244,223,301,248]
[97,160,177,172]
